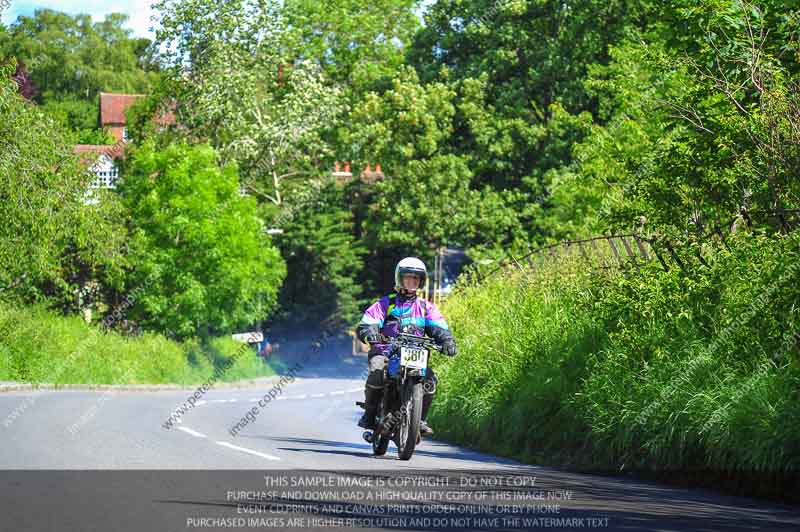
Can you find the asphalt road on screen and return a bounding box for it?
[1,341,798,531]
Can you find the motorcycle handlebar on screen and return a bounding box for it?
[367,333,443,352]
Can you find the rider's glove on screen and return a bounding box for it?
[442,340,457,357]
[364,334,381,344]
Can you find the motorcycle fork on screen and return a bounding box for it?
[375,377,401,438]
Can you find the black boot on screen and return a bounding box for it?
[358,411,377,430]
[358,386,381,430]
[420,391,434,436]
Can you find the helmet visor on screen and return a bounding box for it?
[397,267,427,290]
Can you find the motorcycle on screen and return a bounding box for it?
[358,332,442,460]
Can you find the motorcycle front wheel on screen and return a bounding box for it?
[396,381,423,460]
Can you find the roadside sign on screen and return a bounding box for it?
[231,332,263,344]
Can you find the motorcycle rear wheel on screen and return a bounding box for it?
[372,396,390,456]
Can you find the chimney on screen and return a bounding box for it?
[332,160,353,184]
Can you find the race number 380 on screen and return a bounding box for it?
[400,347,428,369]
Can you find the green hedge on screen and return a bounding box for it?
[432,231,800,493]
[0,303,275,385]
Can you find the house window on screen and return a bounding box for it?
[122,128,130,142]
[90,164,119,189]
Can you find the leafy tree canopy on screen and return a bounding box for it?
[0,62,126,306]
[0,9,159,134]
[153,0,345,206]
[120,142,286,338]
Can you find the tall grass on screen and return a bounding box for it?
[432,231,800,488]
[0,303,276,385]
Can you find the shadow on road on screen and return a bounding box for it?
[238,436,529,466]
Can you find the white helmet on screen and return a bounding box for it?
[395,257,427,292]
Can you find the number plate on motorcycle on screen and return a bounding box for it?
[400,347,428,369]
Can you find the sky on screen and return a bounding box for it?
[1,0,436,39]
[1,1,158,38]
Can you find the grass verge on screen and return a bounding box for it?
[0,303,276,385]
[432,231,800,501]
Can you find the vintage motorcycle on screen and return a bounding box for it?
[358,333,442,460]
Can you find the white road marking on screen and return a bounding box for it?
[195,389,361,404]
[215,441,280,461]
[177,427,207,439]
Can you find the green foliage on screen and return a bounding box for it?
[0,302,276,384]
[349,68,530,265]
[0,9,159,133]
[434,231,800,477]
[410,0,650,193]
[552,1,800,237]
[284,0,420,90]
[432,250,604,461]
[369,155,527,253]
[349,67,456,166]
[153,0,345,206]
[0,63,125,306]
[119,142,286,338]
[273,181,366,326]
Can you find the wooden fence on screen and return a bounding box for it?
[479,209,800,282]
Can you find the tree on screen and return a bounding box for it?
[0,62,125,306]
[153,0,345,206]
[274,182,366,326]
[0,9,159,134]
[284,0,420,90]
[408,0,652,199]
[553,1,800,237]
[347,67,529,286]
[347,66,456,167]
[120,142,286,338]
[367,154,528,255]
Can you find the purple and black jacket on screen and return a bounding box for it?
[356,292,454,356]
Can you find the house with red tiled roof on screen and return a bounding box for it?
[100,92,144,143]
[75,92,176,191]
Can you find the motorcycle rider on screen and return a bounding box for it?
[356,257,457,436]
